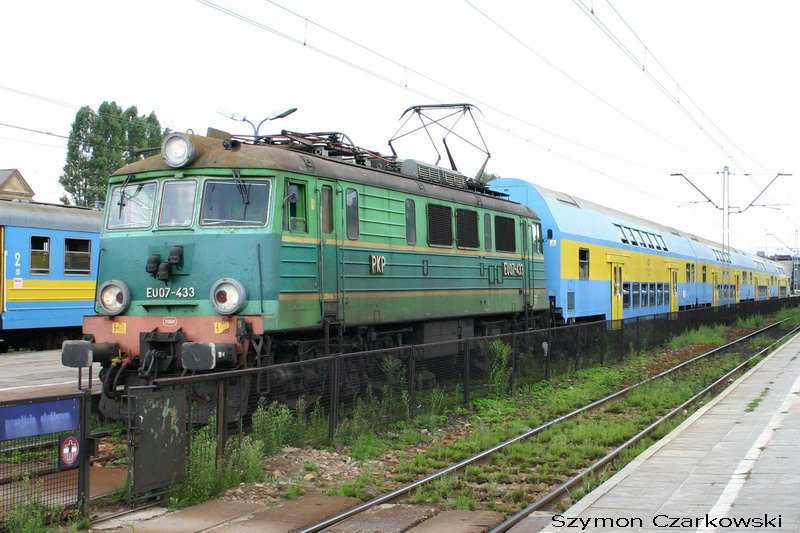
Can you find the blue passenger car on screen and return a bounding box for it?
[491,179,789,323]
[0,200,101,351]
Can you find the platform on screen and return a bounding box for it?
[516,331,800,532]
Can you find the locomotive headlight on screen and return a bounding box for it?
[161,132,196,168]
[210,278,247,315]
[98,280,131,316]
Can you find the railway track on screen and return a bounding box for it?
[297,319,798,533]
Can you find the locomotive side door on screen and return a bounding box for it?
[317,181,340,319]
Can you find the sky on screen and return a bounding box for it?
[1,1,798,255]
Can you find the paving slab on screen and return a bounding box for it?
[205,494,362,533]
[89,467,126,498]
[322,503,437,533]
[407,510,505,533]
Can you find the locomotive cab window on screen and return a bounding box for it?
[427,204,453,246]
[578,248,589,280]
[494,216,516,252]
[158,180,197,227]
[455,209,479,248]
[107,181,157,229]
[200,180,270,227]
[64,238,91,275]
[30,236,50,275]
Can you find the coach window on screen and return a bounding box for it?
[578,248,589,280]
[346,189,359,240]
[632,282,640,308]
[159,180,197,227]
[456,209,479,248]
[495,216,516,252]
[615,224,628,244]
[622,282,631,309]
[649,283,656,306]
[623,227,637,246]
[405,199,416,245]
[702,266,707,283]
[656,284,663,306]
[64,238,91,275]
[30,236,50,275]
[427,204,453,246]
[643,233,655,249]
[656,235,668,251]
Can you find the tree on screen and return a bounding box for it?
[481,172,501,184]
[59,101,165,206]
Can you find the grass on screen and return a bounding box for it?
[167,419,264,508]
[745,387,771,412]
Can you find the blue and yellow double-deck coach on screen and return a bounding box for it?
[491,178,789,324]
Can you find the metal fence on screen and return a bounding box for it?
[0,391,90,527]
[135,298,798,495]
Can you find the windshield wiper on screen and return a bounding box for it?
[232,169,250,205]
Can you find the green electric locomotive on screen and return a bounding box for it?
[63,121,547,417]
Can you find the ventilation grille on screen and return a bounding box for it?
[400,159,468,189]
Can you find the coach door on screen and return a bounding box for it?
[711,272,719,307]
[669,268,678,313]
[610,263,623,323]
[318,182,340,319]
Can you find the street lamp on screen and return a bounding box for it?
[218,107,297,140]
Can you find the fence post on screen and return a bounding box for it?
[636,317,641,354]
[78,388,91,518]
[328,355,340,440]
[462,339,471,404]
[216,379,227,466]
[408,347,417,413]
[509,332,517,391]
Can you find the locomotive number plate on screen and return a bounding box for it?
[146,287,196,298]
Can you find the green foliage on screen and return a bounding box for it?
[480,172,501,184]
[284,485,303,500]
[380,356,410,422]
[735,314,766,329]
[168,419,263,508]
[482,340,513,396]
[666,325,726,349]
[59,101,166,206]
[251,398,293,456]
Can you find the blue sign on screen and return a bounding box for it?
[0,398,80,441]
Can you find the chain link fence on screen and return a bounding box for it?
[142,298,798,497]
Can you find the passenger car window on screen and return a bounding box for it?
[30,236,50,275]
[64,238,91,275]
